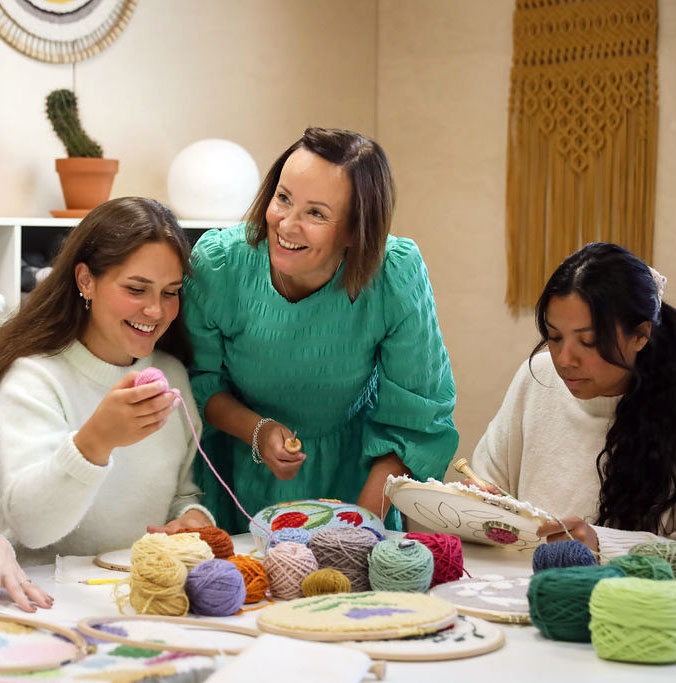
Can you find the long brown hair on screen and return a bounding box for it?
[245,127,395,300]
[0,197,193,379]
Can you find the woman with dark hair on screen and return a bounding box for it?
[0,197,213,569]
[183,127,459,533]
[471,242,675,557]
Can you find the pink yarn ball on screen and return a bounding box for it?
[404,532,465,586]
[135,367,167,387]
[264,541,318,600]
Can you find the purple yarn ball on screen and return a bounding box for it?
[265,527,312,553]
[532,540,596,572]
[185,559,246,616]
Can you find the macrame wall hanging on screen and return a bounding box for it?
[505,0,658,310]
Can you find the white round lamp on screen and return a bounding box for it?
[167,139,260,220]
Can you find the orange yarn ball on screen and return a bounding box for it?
[228,554,269,604]
[174,526,234,559]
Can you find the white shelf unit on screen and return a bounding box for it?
[0,217,234,321]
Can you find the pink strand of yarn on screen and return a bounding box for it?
[404,532,470,586]
[134,367,271,539]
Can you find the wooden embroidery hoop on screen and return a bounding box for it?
[0,613,88,673]
[77,615,386,679]
[431,577,532,625]
[94,548,131,572]
[385,475,550,551]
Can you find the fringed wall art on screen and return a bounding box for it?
[0,0,137,64]
[505,0,658,310]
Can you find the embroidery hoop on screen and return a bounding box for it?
[94,547,132,572]
[0,613,88,673]
[77,615,386,678]
[343,614,504,661]
[431,576,532,625]
[256,591,457,642]
[386,476,551,551]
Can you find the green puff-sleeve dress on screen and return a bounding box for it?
[182,225,459,534]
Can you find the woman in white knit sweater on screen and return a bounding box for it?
[472,243,675,559]
[0,198,214,583]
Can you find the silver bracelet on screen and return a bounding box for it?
[252,417,274,464]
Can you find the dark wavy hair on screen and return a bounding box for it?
[0,197,193,379]
[530,242,676,534]
[245,127,395,300]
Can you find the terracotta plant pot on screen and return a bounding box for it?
[55,158,119,210]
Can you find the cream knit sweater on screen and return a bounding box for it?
[471,351,675,560]
[0,341,214,566]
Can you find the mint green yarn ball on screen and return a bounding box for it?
[609,554,674,581]
[590,577,676,663]
[629,541,676,575]
[368,539,434,592]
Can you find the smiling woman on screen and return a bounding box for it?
[182,127,459,534]
[0,197,214,569]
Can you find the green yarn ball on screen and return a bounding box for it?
[527,565,626,642]
[590,577,676,664]
[629,541,676,575]
[609,554,674,581]
[368,539,434,592]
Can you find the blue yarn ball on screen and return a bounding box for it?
[265,527,312,553]
[185,559,246,616]
[532,540,596,572]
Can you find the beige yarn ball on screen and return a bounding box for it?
[132,532,214,570]
[264,541,318,600]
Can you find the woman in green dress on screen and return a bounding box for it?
[182,127,459,533]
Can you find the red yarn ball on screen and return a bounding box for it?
[404,532,465,586]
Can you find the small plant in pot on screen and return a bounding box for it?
[46,89,118,217]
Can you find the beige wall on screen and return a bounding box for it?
[0,0,378,215]
[1,0,674,476]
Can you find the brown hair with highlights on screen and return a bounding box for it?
[245,127,395,300]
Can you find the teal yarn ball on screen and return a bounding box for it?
[368,539,434,592]
[590,577,676,664]
[527,565,626,642]
[609,554,674,581]
[629,541,676,575]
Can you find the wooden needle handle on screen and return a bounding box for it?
[453,457,490,489]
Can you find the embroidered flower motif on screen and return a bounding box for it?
[271,511,309,531]
[337,511,363,527]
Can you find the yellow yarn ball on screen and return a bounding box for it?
[115,531,214,616]
[302,568,352,597]
[132,532,214,570]
[116,551,189,616]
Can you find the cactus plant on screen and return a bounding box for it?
[46,89,103,158]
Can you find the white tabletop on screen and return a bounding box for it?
[3,534,673,682]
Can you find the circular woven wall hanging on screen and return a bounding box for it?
[0,0,137,63]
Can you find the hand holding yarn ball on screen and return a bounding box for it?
[73,367,180,466]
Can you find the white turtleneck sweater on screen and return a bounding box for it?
[471,351,675,560]
[0,341,214,566]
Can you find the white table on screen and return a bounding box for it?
[3,534,674,682]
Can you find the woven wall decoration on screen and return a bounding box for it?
[0,0,137,64]
[505,0,658,310]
